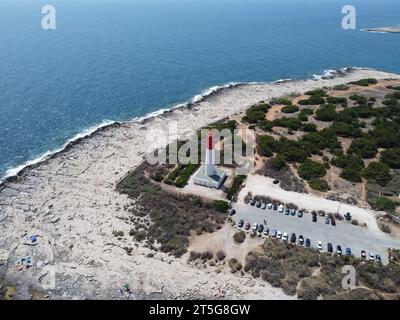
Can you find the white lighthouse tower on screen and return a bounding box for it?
[205,130,216,176]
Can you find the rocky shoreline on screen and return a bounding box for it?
[1,68,400,300]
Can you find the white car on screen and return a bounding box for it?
[317,241,323,252]
[278,205,284,213]
[252,223,258,231]
[282,232,288,241]
[267,203,273,209]
[369,253,375,261]
[277,231,282,239]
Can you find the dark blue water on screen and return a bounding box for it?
[0,0,399,178]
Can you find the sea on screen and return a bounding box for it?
[0,0,399,179]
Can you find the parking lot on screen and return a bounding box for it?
[232,200,400,264]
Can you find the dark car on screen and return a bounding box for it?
[228,209,236,216]
[345,247,352,256]
[256,201,262,208]
[238,220,244,228]
[298,235,304,245]
[345,212,352,221]
[271,229,277,237]
[336,245,342,255]
[285,208,290,215]
[331,218,336,226]
[297,210,303,218]
[257,224,264,233]
[376,255,382,264]
[290,233,296,243]
[273,204,278,211]
[312,215,317,223]
[327,243,333,254]
[325,217,330,225]
[305,239,311,247]
[250,199,256,206]
[245,223,251,230]
[361,250,366,259]
[290,209,296,216]
[263,228,269,236]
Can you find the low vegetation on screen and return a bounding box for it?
[117,163,226,257]
[244,238,400,299]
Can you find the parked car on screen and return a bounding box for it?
[317,241,323,252]
[290,233,296,243]
[331,218,336,226]
[273,204,278,211]
[312,215,317,223]
[290,209,296,216]
[336,245,342,255]
[277,231,282,239]
[369,253,375,261]
[305,239,311,247]
[376,255,382,264]
[261,202,267,209]
[250,199,256,206]
[298,235,304,245]
[253,223,258,231]
[263,228,269,236]
[361,250,366,259]
[267,203,273,209]
[327,243,333,254]
[271,229,277,237]
[245,223,251,230]
[257,224,264,234]
[282,232,288,241]
[325,217,330,225]
[238,220,244,228]
[345,247,352,256]
[284,208,290,215]
[345,212,352,221]
[256,201,261,208]
[297,210,303,218]
[278,205,284,213]
[228,209,236,216]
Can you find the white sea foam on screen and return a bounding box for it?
[0,67,373,183]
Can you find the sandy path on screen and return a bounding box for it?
[0,68,399,300]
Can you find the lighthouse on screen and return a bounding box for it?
[205,130,216,176]
[192,130,227,189]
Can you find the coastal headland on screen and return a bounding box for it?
[1,68,400,300]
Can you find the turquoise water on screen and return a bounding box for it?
[0,0,399,178]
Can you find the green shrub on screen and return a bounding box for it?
[271,154,287,171]
[326,96,348,107]
[273,117,302,130]
[282,105,300,113]
[227,175,247,200]
[270,98,293,105]
[315,104,337,122]
[242,103,270,123]
[371,197,397,212]
[349,78,378,87]
[349,138,378,159]
[301,123,317,132]
[213,200,229,213]
[381,148,400,169]
[257,135,276,157]
[298,159,327,181]
[309,179,330,192]
[363,162,392,186]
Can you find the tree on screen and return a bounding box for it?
[381,148,400,169]
[349,138,378,159]
[257,135,276,157]
[298,159,327,181]
[301,123,317,132]
[315,104,337,122]
[362,162,392,186]
[282,105,300,113]
[271,154,287,170]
